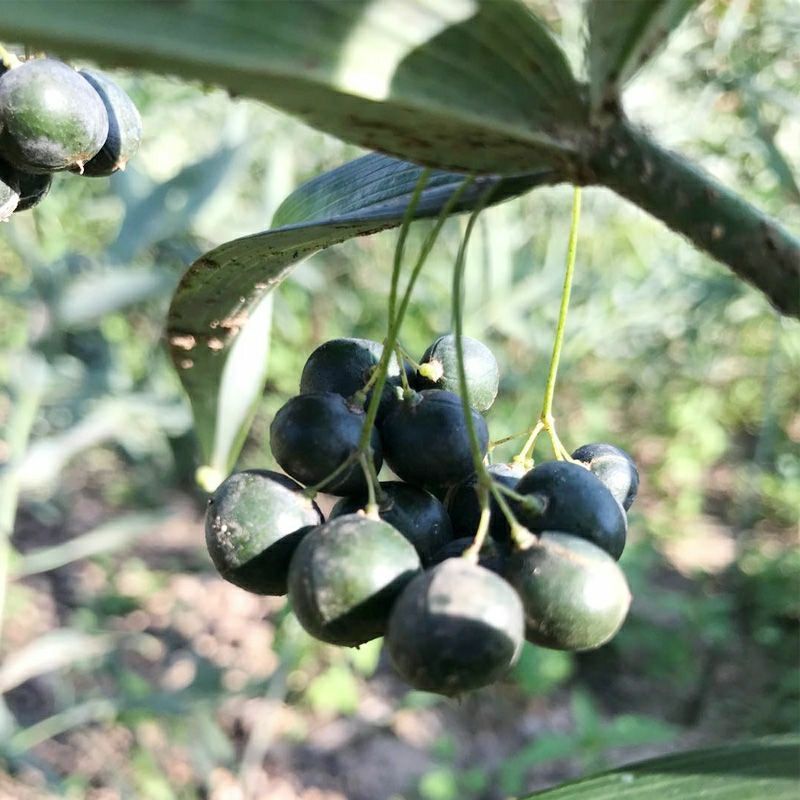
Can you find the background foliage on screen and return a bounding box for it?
[0,1,798,798]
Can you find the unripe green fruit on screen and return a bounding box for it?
[77,69,142,177]
[0,59,108,173]
[288,514,421,646]
[330,481,453,565]
[504,532,631,651]
[414,334,499,412]
[571,443,639,510]
[386,559,524,695]
[205,469,322,595]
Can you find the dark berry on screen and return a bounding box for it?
[504,533,631,651]
[0,59,108,173]
[429,536,506,575]
[205,470,322,595]
[299,337,403,418]
[330,481,453,565]
[77,69,142,177]
[386,559,524,695]
[571,443,639,510]
[287,514,420,646]
[447,461,526,546]
[380,389,488,488]
[414,334,499,412]
[513,460,627,559]
[15,169,51,211]
[269,392,382,496]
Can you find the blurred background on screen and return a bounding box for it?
[1,1,798,798]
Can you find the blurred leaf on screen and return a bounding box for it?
[586,0,697,113]
[0,630,115,693]
[345,637,382,677]
[419,767,459,800]
[11,511,170,577]
[522,736,800,799]
[110,142,243,263]
[54,266,175,329]
[168,153,553,476]
[304,665,360,716]
[512,642,574,696]
[0,0,585,174]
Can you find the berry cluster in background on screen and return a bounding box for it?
[0,52,142,221]
[205,334,640,696]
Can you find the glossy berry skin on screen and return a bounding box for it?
[513,461,627,560]
[429,537,506,575]
[300,337,403,418]
[15,169,51,211]
[504,533,631,651]
[571,443,639,510]
[269,392,382,496]
[386,559,524,695]
[288,514,421,646]
[205,470,322,595]
[0,59,108,173]
[78,69,142,176]
[380,389,488,489]
[447,462,526,546]
[330,481,453,565]
[414,334,499,412]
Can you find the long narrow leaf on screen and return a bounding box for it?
[524,735,800,799]
[0,0,584,174]
[587,0,697,113]
[167,154,556,476]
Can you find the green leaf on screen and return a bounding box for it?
[168,153,554,477]
[0,0,584,174]
[586,0,697,113]
[522,736,800,799]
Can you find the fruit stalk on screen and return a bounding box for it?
[588,117,800,317]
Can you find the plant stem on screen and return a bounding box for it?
[588,117,800,317]
[516,187,582,465]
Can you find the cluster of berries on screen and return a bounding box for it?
[0,55,142,221]
[205,335,639,695]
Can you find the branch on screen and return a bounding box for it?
[585,118,800,317]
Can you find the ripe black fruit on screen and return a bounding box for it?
[78,69,143,177]
[414,334,499,412]
[513,460,627,559]
[386,559,524,695]
[447,461,526,546]
[429,537,506,575]
[330,481,453,565]
[288,514,420,646]
[0,59,108,173]
[15,169,51,211]
[300,337,403,418]
[571,443,639,510]
[504,533,631,651]
[380,389,488,488]
[270,392,382,496]
[205,470,322,595]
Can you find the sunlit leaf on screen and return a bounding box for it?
[523,736,800,799]
[0,0,585,174]
[167,153,555,477]
[586,0,697,113]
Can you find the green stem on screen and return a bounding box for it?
[541,186,581,422]
[588,117,800,318]
[358,453,379,516]
[463,485,490,562]
[452,189,495,478]
[516,187,582,464]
